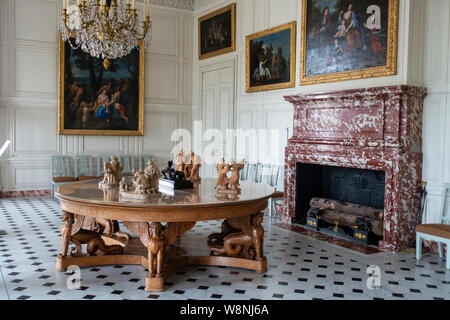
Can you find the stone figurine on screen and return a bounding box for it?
[144,159,161,192]
[99,155,123,189]
[119,164,160,200]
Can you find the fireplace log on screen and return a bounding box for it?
[310,198,384,221]
[307,208,383,236]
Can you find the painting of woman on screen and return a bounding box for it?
[95,87,113,122]
[339,3,366,52]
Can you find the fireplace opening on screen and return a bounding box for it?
[295,163,385,245]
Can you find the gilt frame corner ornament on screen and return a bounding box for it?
[198,3,236,61]
[245,21,297,93]
[300,0,399,86]
[57,33,145,136]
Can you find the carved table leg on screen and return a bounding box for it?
[146,222,166,291]
[208,212,267,273]
[57,211,74,271]
[56,213,126,272]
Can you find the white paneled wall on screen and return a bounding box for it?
[421,0,450,223]
[0,0,194,191]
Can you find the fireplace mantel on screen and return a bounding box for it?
[283,86,427,252]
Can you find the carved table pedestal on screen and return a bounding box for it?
[55,179,273,291]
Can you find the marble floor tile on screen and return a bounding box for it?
[0,196,449,300]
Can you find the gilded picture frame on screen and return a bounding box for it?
[246,21,296,93]
[198,3,236,60]
[300,0,399,85]
[58,34,145,136]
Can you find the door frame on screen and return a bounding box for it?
[198,58,237,168]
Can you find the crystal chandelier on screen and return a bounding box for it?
[60,0,152,69]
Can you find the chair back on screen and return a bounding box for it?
[239,162,249,181]
[247,163,258,182]
[255,163,264,183]
[440,184,450,224]
[75,155,95,179]
[269,165,279,187]
[260,164,273,185]
[138,155,156,171]
[120,155,136,175]
[96,155,112,176]
[51,156,74,178]
[275,165,284,191]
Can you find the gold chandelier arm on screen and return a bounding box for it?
[62,9,71,31]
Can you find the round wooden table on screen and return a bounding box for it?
[55,178,275,291]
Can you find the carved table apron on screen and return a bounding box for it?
[55,178,274,292]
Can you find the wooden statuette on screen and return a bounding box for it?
[215,158,245,194]
[185,151,202,182]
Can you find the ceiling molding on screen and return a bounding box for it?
[150,0,194,10]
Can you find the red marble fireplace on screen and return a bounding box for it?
[283,86,427,252]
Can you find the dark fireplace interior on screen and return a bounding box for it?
[295,163,386,225]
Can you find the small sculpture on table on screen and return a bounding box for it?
[119,177,129,192]
[175,151,185,172]
[214,158,231,192]
[145,159,161,192]
[99,155,123,189]
[215,158,245,194]
[185,151,202,182]
[229,159,245,192]
[159,160,193,190]
[119,161,160,200]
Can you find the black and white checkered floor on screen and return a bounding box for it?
[0,196,449,300]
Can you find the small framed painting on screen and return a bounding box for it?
[246,21,296,93]
[300,0,399,85]
[198,3,236,60]
[58,35,144,136]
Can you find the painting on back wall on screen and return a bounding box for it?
[246,22,296,93]
[58,35,144,136]
[300,0,398,85]
[198,3,236,60]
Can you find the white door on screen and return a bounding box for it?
[201,65,235,178]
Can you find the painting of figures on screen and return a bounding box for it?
[58,36,144,136]
[198,3,236,60]
[246,22,296,93]
[300,0,398,85]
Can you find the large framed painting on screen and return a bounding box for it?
[198,3,236,60]
[58,35,144,136]
[300,0,398,85]
[246,22,296,93]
